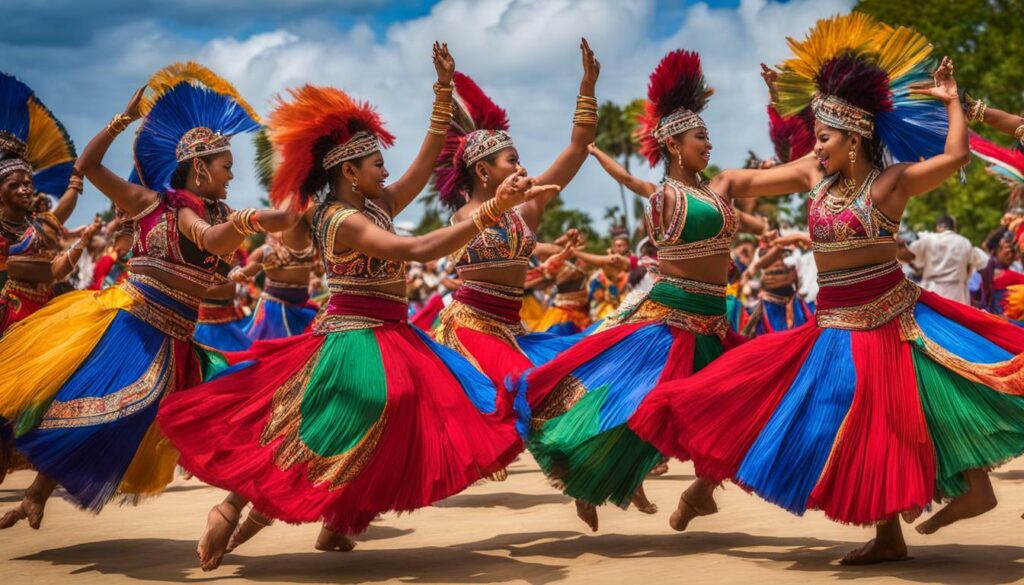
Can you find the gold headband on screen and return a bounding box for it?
[653,107,706,145]
[323,131,381,170]
[812,94,874,138]
[176,126,232,162]
[463,129,515,166]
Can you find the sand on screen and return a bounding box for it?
[4,456,1024,584]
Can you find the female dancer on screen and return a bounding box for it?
[513,50,759,531]
[0,72,86,335]
[234,232,318,340]
[158,44,558,571]
[628,13,1024,564]
[963,95,1024,146]
[740,234,814,338]
[432,39,600,391]
[0,62,295,528]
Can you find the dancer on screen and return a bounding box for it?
[0,62,295,529]
[432,39,600,391]
[628,13,1024,564]
[513,49,751,531]
[158,44,559,571]
[740,234,814,338]
[0,72,85,335]
[235,232,318,340]
[963,95,1024,146]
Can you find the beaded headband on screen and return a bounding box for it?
[811,94,874,139]
[653,107,706,145]
[323,131,381,170]
[0,131,27,159]
[462,129,515,166]
[176,126,232,162]
[0,157,32,179]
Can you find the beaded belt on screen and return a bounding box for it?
[120,274,201,341]
[1,279,53,305]
[658,275,727,297]
[815,262,919,331]
[817,260,901,287]
[198,299,245,324]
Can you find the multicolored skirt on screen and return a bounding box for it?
[157,292,521,534]
[409,293,445,331]
[532,291,590,335]
[630,261,1024,525]
[0,274,203,511]
[193,298,252,351]
[244,282,318,340]
[516,276,745,507]
[741,290,814,338]
[434,282,585,389]
[0,279,53,336]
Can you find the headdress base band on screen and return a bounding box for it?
[812,94,874,139]
[463,130,515,166]
[0,158,33,179]
[323,132,382,170]
[176,126,233,162]
[654,108,706,145]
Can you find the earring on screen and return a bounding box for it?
[848,147,857,164]
[677,151,683,170]
[350,179,361,195]
[194,175,201,188]
[482,174,489,189]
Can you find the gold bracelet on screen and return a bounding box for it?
[433,82,454,94]
[229,209,262,236]
[190,219,212,251]
[67,176,84,193]
[105,113,132,139]
[1015,123,1024,143]
[427,127,447,136]
[481,198,502,223]
[472,209,489,232]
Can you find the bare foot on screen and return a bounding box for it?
[669,480,717,532]
[631,486,658,514]
[315,526,356,552]
[227,509,273,553]
[198,502,239,571]
[839,538,909,565]
[916,470,996,535]
[488,468,508,482]
[0,487,48,530]
[901,506,922,524]
[649,459,669,476]
[575,500,599,532]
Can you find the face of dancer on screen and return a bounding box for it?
[342,152,389,199]
[192,152,234,200]
[612,237,629,256]
[474,147,521,191]
[996,239,1017,266]
[813,122,869,176]
[666,127,712,174]
[0,170,34,214]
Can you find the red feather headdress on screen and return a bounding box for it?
[768,105,815,163]
[267,85,394,211]
[433,72,512,209]
[636,50,714,167]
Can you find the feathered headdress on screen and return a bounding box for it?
[774,12,946,164]
[132,62,261,191]
[0,72,76,195]
[433,72,512,209]
[636,50,714,167]
[768,105,815,163]
[970,134,1024,199]
[253,128,277,193]
[267,85,394,211]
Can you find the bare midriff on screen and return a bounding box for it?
[657,253,731,285]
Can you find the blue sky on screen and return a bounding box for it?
[6,0,846,231]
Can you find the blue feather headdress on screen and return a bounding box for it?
[132,62,260,191]
[0,72,76,195]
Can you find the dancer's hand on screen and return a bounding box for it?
[123,86,146,121]
[433,41,454,86]
[760,63,780,103]
[909,56,958,104]
[77,221,100,247]
[580,38,601,90]
[495,167,560,212]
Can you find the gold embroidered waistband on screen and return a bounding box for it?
[607,294,730,338]
[120,274,201,341]
[313,313,388,335]
[659,275,727,297]
[2,279,53,303]
[460,280,525,301]
[265,278,309,289]
[554,290,588,309]
[816,278,920,331]
[817,260,901,287]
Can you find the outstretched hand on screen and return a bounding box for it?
[760,63,780,102]
[123,86,147,121]
[432,41,454,86]
[580,38,600,88]
[495,167,560,211]
[909,56,958,104]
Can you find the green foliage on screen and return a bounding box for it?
[595,98,646,234]
[855,0,1024,242]
[537,196,596,245]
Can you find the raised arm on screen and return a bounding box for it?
[382,42,455,216]
[588,143,657,197]
[51,171,84,223]
[970,98,1024,139]
[890,57,970,200]
[178,208,301,257]
[340,171,557,263]
[76,87,161,217]
[573,249,628,271]
[525,38,601,216]
[712,154,819,200]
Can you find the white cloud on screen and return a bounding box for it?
[8,0,855,232]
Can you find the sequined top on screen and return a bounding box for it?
[449,206,536,275]
[128,190,235,288]
[808,169,899,253]
[313,199,405,291]
[0,212,63,272]
[260,234,314,271]
[645,178,737,261]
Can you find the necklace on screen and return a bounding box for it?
[821,170,876,214]
[0,214,29,240]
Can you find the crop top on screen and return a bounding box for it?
[645,178,736,261]
[313,199,405,291]
[809,169,899,253]
[450,206,536,275]
[261,234,314,271]
[128,190,235,288]
[0,212,63,272]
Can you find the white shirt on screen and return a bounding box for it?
[909,230,989,304]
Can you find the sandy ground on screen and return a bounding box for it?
[4,456,1024,585]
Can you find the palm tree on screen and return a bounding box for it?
[594,99,645,236]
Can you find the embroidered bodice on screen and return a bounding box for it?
[808,169,899,253]
[0,212,63,271]
[313,199,404,290]
[261,234,314,271]
[129,190,235,288]
[450,206,536,275]
[645,178,736,261]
